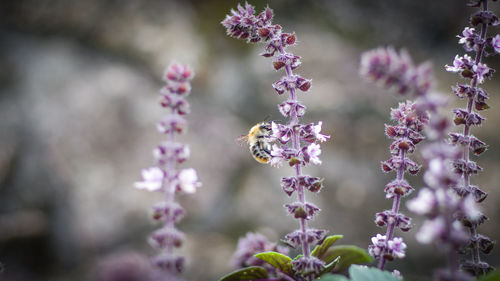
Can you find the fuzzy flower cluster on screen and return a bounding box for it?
[360,47,433,98]
[444,0,498,275]
[232,233,289,277]
[135,64,201,279]
[367,101,428,270]
[407,143,480,281]
[223,3,329,280]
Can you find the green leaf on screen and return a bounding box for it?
[311,235,344,259]
[319,256,341,275]
[321,245,373,273]
[479,271,500,281]
[349,265,401,281]
[316,273,350,281]
[219,266,268,281]
[254,251,293,276]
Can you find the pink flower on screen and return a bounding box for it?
[462,194,482,221]
[371,234,386,247]
[311,122,329,142]
[271,121,292,144]
[388,237,407,259]
[135,167,164,191]
[407,188,435,216]
[303,143,322,165]
[368,234,387,258]
[445,55,466,72]
[491,34,500,53]
[177,168,201,194]
[473,62,492,84]
[457,27,477,51]
[416,217,445,244]
[269,144,285,167]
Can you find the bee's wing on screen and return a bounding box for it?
[235,134,249,146]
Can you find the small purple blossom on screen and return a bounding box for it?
[368,234,386,259]
[153,142,190,165]
[152,254,184,273]
[462,195,483,222]
[415,217,446,244]
[300,121,330,143]
[135,167,164,192]
[392,270,403,280]
[384,179,413,199]
[157,115,187,134]
[269,144,296,167]
[292,256,325,277]
[271,121,292,144]
[368,234,407,261]
[285,202,320,220]
[278,100,306,118]
[472,62,493,84]
[490,34,500,52]
[458,27,479,52]
[388,237,407,259]
[302,143,322,165]
[445,54,473,73]
[374,211,411,232]
[151,201,184,222]
[459,27,476,43]
[407,188,435,216]
[176,168,201,194]
[281,176,297,196]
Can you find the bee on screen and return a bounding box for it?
[238,122,273,164]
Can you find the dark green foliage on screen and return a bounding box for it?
[219,266,269,281]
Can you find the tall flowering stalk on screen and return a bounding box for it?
[135,63,201,280]
[368,101,426,270]
[360,47,481,280]
[444,0,498,275]
[222,3,330,280]
[360,48,431,271]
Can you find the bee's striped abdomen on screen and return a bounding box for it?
[250,141,271,164]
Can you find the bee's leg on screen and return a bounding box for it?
[258,141,272,155]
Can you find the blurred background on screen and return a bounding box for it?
[0,0,499,280]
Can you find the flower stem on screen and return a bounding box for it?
[279,44,312,260]
[378,148,405,270]
[165,128,177,254]
[462,0,488,271]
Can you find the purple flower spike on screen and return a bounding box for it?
[223,4,330,280]
[444,0,496,276]
[360,45,482,281]
[135,63,200,279]
[360,47,433,97]
[355,71,427,268]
